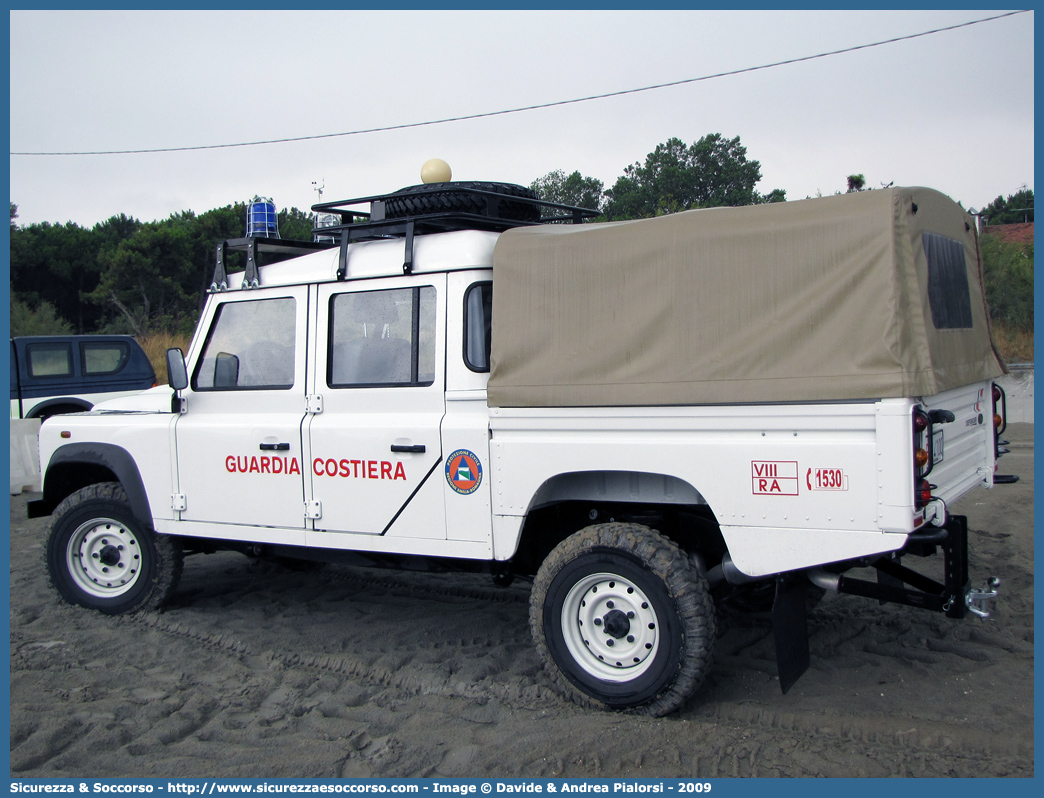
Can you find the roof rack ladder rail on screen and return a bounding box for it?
[337,229,350,280]
[403,221,414,275]
[243,239,260,289]
[209,241,228,293]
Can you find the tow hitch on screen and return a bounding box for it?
[965,576,1001,619]
[821,514,990,619]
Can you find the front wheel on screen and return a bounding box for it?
[45,482,183,615]
[530,523,715,716]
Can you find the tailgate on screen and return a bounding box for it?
[919,381,995,505]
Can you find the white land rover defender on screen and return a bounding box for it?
[32,179,1013,716]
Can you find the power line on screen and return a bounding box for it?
[11,10,1028,157]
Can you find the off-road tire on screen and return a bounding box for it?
[383,181,541,223]
[530,523,716,716]
[45,482,183,615]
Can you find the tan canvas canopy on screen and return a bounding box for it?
[487,187,1005,408]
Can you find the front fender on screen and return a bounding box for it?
[29,443,152,524]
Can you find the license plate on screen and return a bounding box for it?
[932,429,944,465]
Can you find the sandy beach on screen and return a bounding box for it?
[9,424,1034,778]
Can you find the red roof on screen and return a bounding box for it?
[983,222,1034,248]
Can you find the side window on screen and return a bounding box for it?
[26,343,73,378]
[923,232,973,329]
[81,342,129,375]
[464,281,493,373]
[329,286,436,387]
[193,298,297,390]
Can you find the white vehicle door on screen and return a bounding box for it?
[307,275,446,538]
[175,287,309,529]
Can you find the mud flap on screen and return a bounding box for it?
[772,574,810,694]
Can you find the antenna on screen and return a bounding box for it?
[312,178,338,244]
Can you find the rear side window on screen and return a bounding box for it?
[464,282,493,372]
[923,232,973,329]
[81,341,129,375]
[26,343,73,378]
[328,286,436,387]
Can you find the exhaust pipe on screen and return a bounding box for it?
[705,556,840,594]
[805,568,841,592]
[706,554,763,587]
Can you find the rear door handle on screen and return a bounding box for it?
[390,444,426,453]
[260,442,291,451]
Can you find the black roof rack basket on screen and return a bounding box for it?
[312,183,599,278]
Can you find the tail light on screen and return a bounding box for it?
[912,407,934,508]
[917,479,933,506]
[993,383,1008,434]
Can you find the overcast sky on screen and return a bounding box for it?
[9,9,1035,229]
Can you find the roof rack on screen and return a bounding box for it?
[209,184,599,289]
[311,184,599,278]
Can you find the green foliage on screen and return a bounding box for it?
[530,170,605,213]
[279,207,318,241]
[603,134,785,220]
[981,234,1033,331]
[87,220,198,337]
[981,189,1033,224]
[846,174,866,192]
[9,219,110,332]
[9,297,74,336]
[8,201,317,339]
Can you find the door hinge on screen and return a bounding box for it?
[306,394,324,414]
[171,494,187,512]
[305,500,322,520]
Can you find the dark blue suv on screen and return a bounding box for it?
[10,335,157,419]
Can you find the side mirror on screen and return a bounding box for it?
[166,348,189,391]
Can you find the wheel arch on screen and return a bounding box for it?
[528,469,706,509]
[26,398,93,419]
[30,443,152,524]
[506,470,726,574]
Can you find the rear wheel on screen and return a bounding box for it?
[530,523,715,716]
[45,482,183,615]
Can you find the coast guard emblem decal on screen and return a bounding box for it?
[446,449,483,495]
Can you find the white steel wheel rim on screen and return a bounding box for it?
[560,571,660,682]
[66,517,143,599]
